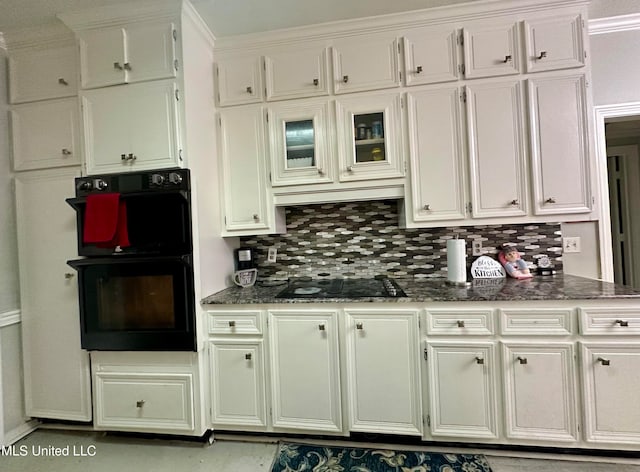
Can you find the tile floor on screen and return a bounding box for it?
[2,429,640,472]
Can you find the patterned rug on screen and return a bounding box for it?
[269,442,493,472]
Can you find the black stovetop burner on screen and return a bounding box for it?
[275,277,406,299]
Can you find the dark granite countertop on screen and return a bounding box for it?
[201,274,640,304]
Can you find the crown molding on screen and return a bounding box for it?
[2,22,75,51]
[589,13,640,35]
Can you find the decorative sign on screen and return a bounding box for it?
[471,256,506,279]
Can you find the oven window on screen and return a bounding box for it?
[97,274,176,330]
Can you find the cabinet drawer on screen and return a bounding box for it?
[500,308,574,335]
[94,372,194,431]
[425,309,494,335]
[208,310,263,335]
[579,308,640,335]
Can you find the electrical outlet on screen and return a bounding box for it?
[472,240,483,256]
[267,247,277,263]
[563,237,581,253]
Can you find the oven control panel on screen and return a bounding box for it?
[75,169,190,196]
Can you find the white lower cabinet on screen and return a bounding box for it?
[344,310,422,435]
[209,341,267,429]
[502,342,579,442]
[581,343,640,444]
[426,342,499,439]
[268,310,342,432]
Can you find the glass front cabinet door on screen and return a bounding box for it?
[336,92,404,182]
[268,98,334,186]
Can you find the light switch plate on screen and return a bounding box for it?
[563,237,581,253]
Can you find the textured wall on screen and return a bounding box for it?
[241,201,563,279]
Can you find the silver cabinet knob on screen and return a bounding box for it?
[544,197,557,204]
[58,78,69,86]
[597,357,610,366]
[128,153,136,161]
[615,319,629,327]
[416,66,423,74]
[423,204,431,211]
[509,199,519,206]
[317,167,325,176]
[253,214,260,221]
[475,357,485,365]
[537,51,547,60]
[502,55,512,63]
[313,78,319,86]
[64,273,75,279]
[346,166,353,172]
[342,75,349,83]
[318,324,326,331]
[246,86,253,94]
[123,62,132,71]
[113,62,124,71]
[245,353,252,360]
[356,322,363,330]
[136,400,145,408]
[62,148,72,156]
[121,154,127,161]
[517,356,528,365]
[456,320,465,328]
[228,320,236,327]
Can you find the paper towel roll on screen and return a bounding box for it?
[447,239,467,283]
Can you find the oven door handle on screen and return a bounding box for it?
[67,254,193,268]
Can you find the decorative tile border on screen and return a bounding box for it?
[241,201,563,279]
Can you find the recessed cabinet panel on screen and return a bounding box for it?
[124,21,177,84]
[218,105,273,234]
[11,98,81,171]
[502,343,578,442]
[528,73,591,215]
[403,27,459,86]
[332,33,400,94]
[216,54,264,106]
[9,45,78,103]
[265,45,330,100]
[79,27,126,88]
[524,15,585,73]
[466,80,527,217]
[581,343,640,443]
[268,98,334,186]
[336,92,404,182]
[463,21,520,79]
[406,86,466,222]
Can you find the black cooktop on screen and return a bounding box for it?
[276,277,406,299]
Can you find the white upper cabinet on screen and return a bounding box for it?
[524,14,585,73]
[466,79,528,218]
[268,98,334,187]
[403,26,459,86]
[462,20,520,79]
[528,73,591,215]
[81,79,181,174]
[78,21,177,89]
[332,32,400,94]
[335,91,404,182]
[9,45,78,103]
[406,85,467,222]
[11,98,81,171]
[215,53,264,106]
[264,44,330,101]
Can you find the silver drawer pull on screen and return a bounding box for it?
[475,357,485,365]
[615,319,629,327]
[62,148,72,156]
[228,320,236,327]
[346,166,354,173]
[544,197,556,204]
[58,78,69,86]
[246,86,253,94]
[509,199,519,206]
[245,353,252,360]
[136,400,145,408]
[342,75,349,83]
[456,320,465,328]
[423,204,431,211]
[416,66,423,74]
[356,322,363,330]
[597,357,610,366]
[318,324,326,331]
[517,356,528,365]
[537,51,547,60]
[114,62,124,71]
[253,214,260,221]
[121,154,127,161]
[64,272,75,279]
[313,78,319,86]
[502,55,512,63]
[124,62,132,71]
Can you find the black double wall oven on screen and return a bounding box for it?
[67,169,196,351]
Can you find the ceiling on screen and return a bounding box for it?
[0,0,484,38]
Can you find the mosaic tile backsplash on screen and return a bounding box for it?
[241,201,563,279]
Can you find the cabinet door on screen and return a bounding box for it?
[79,27,127,89]
[462,21,520,79]
[15,168,92,421]
[524,14,585,73]
[124,21,177,84]
[215,54,264,106]
[9,45,78,103]
[82,80,180,175]
[332,32,400,94]
[11,98,81,171]
[209,341,267,428]
[268,98,333,186]
[264,45,329,101]
[344,310,422,435]
[336,92,404,182]
[528,73,591,215]
[502,343,578,442]
[268,310,342,432]
[403,27,459,86]
[218,105,274,234]
[581,343,640,444]
[426,342,499,439]
[466,80,527,218]
[406,86,466,223]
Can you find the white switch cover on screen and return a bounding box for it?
[563,237,581,253]
[267,247,277,262]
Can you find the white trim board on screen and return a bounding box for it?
[589,13,640,35]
